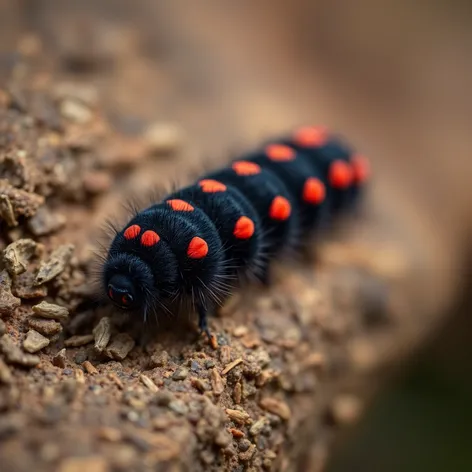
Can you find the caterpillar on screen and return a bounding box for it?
[102,125,370,337]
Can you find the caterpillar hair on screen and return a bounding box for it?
[101,125,370,338]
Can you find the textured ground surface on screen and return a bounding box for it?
[0,2,469,472]
[0,56,437,472]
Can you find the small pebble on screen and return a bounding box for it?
[239,444,256,462]
[238,438,252,452]
[233,383,243,405]
[190,377,209,393]
[0,180,44,218]
[259,397,291,420]
[108,372,124,389]
[0,194,18,227]
[249,417,268,436]
[11,271,48,299]
[143,122,183,155]
[105,333,135,361]
[93,316,112,352]
[210,367,225,395]
[3,238,38,275]
[172,366,188,381]
[140,374,158,392]
[219,345,232,365]
[73,351,87,364]
[330,394,363,425]
[253,348,271,368]
[60,99,93,124]
[27,207,66,236]
[34,244,74,285]
[233,325,248,337]
[0,270,21,316]
[229,428,245,439]
[168,400,188,416]
[214,429,232,448]
[75,369,85,384]
[28,317,62,336]
[154,391,174,406]
[0,334,40,367]
[64,334,94,347]
[149,350,169,368]
[32,301,69,320]
[54,82,98,107]
[226,408,250,425]
[53,348,67,368]
[23,329,50,353]
[82,360,99,375]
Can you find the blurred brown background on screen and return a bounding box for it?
[1,1,472,470]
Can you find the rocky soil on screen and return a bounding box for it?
[0,5,462,471]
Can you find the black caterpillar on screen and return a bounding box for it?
[103,125,370,336]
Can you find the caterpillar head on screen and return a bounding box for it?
[103,253,155,312]
[107,273,138,310]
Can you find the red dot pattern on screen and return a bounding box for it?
[199,179,227,193]
[141,230,160,247]
[269,196,291,221]
[232,161,261,176]
[303,178,326,205]
[329,160,353,189]
[293,126,328,148]
[351,154,370,184]
[167,199,195,211]
[187,236,209,259]
[265,144,295,162]
[124,224,141,240]
[233,216,255,239]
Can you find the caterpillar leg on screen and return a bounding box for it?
[259,265,273,287]
[138,325,153,348]
[197,303,212,339]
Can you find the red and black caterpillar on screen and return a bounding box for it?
[103,126,370,336]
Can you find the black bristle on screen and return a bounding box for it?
[100,125,370,338]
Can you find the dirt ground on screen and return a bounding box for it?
[0,2,470,472]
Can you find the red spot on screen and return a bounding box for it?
[141,230,160,247]
[293,126,328,148]
[265,144,295,161]
[122,295,129,305]
[124,224,141,240]
[232,161,261,176]
[199,179,227,193]
[167,199,194,212]
[351,154,370,184]
[108,288,113,299]
[329,160,353,189]
[269,196,291,221]
[187,236,208,259]
[233,216,255,239]
[303,178,326,205]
